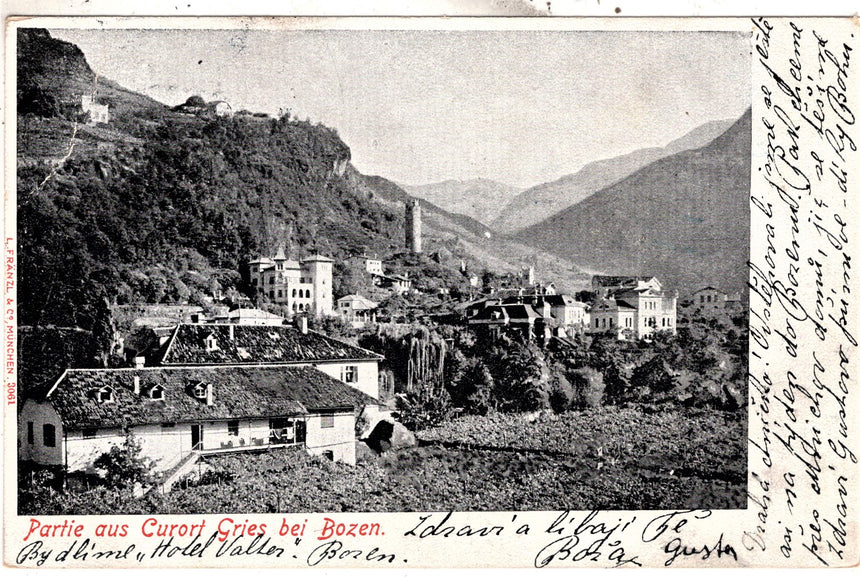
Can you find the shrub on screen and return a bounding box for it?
[93,433,161,489]
[549,372,575,413]
[568,367,605,409]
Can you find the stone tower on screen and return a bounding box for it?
[303,254,334,316]
[405,199,422,254]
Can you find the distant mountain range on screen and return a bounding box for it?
[401,179,523,227]
[514,109,751,295]
[491,118,736,234]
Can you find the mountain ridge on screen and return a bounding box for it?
[514,109,751,295]
[400,178,523,227]
[492,117,736,234]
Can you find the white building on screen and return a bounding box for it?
[19,365,379,472]
[364,258,383,276]
[587,276,677,340]
[337,295,378,327]
[81,94,109,124]
[248,245,334,316]
[20,320,390,474]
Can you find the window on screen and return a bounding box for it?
[320,414,335,428]
[227,420,239,436]
[27,422,33,444]
[205,334,218,352]
[192,383,208,400]
[161,422,176,429]
[269,290,274,298]
[269,277,274,285]
[341,365,358,383]
[43,424,56,447]
[292,289,297,297]
[149,385,164,400]
[82,428,97,439]
[277,290,283,298]
[97,387,114,403]
[322,450,334,461]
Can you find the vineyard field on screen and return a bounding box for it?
[20,407,745,514]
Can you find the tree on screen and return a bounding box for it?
[447,357,494,415]
[93,434,161,489]
[568,367,605,409]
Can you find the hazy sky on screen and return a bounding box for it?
[52,28,750,188]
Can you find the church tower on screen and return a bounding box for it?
[405,199,422,254]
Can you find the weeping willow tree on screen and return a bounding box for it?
[406,325,447,401]
[359,323,451,429]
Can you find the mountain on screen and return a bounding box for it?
[401,179,523,227]
[16,28,591,346]
[513,109,751,295]
[492,118,736,234]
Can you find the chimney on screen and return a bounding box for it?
[134,356,146,369]
[133,375,141,395]
[206,383,214,406]
[229,324,234,341]
[299,316,308,335]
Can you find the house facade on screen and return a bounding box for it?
[692,286,728,314]
[337,295,378,327]
[19,365,379,472]
[364,258,383,276]
[587,276,677,339]
[248,245,334,316]
[81,94,109,124]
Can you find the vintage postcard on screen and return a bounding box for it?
[3,15,857,569]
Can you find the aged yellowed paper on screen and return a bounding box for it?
[3,15,858,569]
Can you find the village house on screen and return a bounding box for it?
[336,295,378,327]
[364,258,383,276]
[18,365,380,473]
[157,320,383,399]
[19,318,390,474]
[468,302,544,340]
[587,276,677,340]
[373,272,412,295]
[592,275,660,298]
[692,286,727,314]
[81,94,109,124]
[248,245,334,316]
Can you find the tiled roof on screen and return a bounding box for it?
[44,365,378,429]
[337,295,378,310]
[502,304,540,321]
[228,308,286,322]
[692,286,727,295]
[160,324,382,365]
[543,294,585,307]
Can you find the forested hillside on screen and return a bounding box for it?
[16,29,589,378]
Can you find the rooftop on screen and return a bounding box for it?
[43,365,378,429]
[159,324,382,366]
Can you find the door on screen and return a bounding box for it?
[191,424,203,450]
[295,419,307,444]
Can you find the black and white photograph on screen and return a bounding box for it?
[13,24,755,517]
[11,25,756,516]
